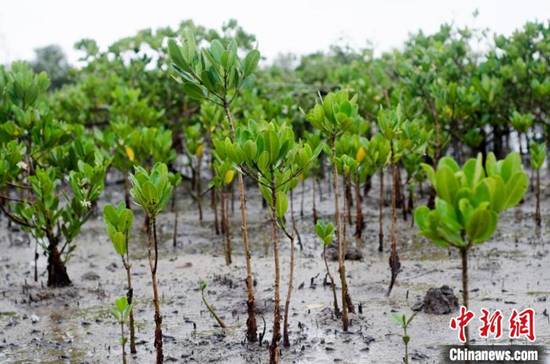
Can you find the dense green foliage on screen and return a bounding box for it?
[1,17,547,364]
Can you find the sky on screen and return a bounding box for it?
[0,0,549,65]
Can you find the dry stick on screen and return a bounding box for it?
[323,245,340,316]
[282,225,295,348]
[290,189,302,251]
[354,175,364,240]
[211,157,220,235]
[269,183,281,364]
[408,183,415,228]
[212,187,220,235]
[222,187,232,265]
[345,176,353,226]
[201,287,227,328]
[312,178,319,225]
[535,168,541,228]
[219,189,226,235]
[122,240,137,354]
[148,216,163,364]
[397,166,407,221]
[461,247,470,345]
[387,156,402,297]
[378,171,385,253]
[342,176,348,244]
[34,238,38,282]
[124,173,131,208]
[331,139,350,331]
[300,180,305,218]
[223,104,257,342]
[171,187,179,248]
[196,157,203,225]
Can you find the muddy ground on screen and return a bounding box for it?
[0,174,549,364]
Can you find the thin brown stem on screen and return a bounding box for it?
[283,232,295,347]
[461,247,469,345]
[223,103,257,342]
[222,188,232,265]
[148,216,163,364]
[332,138,350,331]
[387,157,401,296]
[323,245,340,316]
[269,186,281,364]
[378,171,385,252]
[201,288,227,328]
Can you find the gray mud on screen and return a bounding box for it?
[0,175,549,363]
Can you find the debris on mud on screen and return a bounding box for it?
[323,244,364,261]
[421,285,459,314]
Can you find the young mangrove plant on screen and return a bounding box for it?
[307,90,362,331]
[0,64,109,287]
[392,312,416,364]
[130,162,176,364]
[111,296,133,364]
[168,31,261,343]
[377,107,430,295]
[315,220,340,316]
[222,120,317,361]
[103,202,137,354]
[199,280,227,329]
[415,152,528,343]
[529,141,546,228]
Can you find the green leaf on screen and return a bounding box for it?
[276,191,288,219]
[500,152,522,182]
[465,207,497,244]
[391,313,406,327]
[209,40,225,62]
[112,231,127,256]
[437,156,460,173]
[243,49,260,77]
[502,171,528,210]
[434,166,458,203]
[168,39,187,70]
[182,82,206,101]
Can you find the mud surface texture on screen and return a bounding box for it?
[0,173,549,363]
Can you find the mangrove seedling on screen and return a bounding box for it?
[392,312,416,364]
[103,202,137,354]
[169,32,261,343]
[377,106,430,295]
[223,120,317,361]
[0,64,109,287]
[315,220,340,316]
[111,296,133,364]
[529,141,546,228]
[415,152,528,344]
[199,280,227,329]
[306,90,360,331]
[130,162,175,364]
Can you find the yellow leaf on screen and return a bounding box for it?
[224,170,235,185]
[195,144,205,158]
[356,146,366,162]
[125,146,135,162]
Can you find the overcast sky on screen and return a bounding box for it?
[0,0,549,65]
